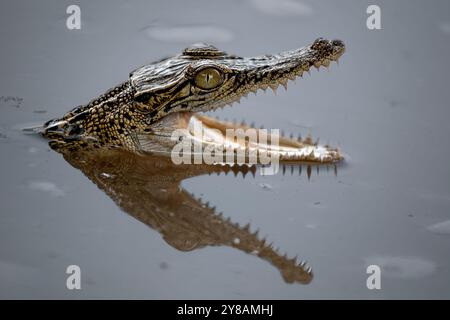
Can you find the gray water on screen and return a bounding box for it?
[1,0,450,299]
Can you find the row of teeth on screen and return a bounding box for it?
[184,122,342,161]
[203,117,341,161]
[211,117,320,143]
[181,150,339,164]
[190,193,313,274]
[261,56,339,94]
[204,163,337,179]
[183,146,340,162]
[211,57,339,113]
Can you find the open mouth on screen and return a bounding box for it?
[144,48,345,164]
[140,38,345,163]
[144,107,342,164]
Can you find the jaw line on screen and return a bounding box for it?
[143,109,342,164]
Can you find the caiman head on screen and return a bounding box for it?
[131,38,345,120]
[43,38,345,162]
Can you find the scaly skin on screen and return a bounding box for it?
[42,38,345,163]
[62,149,328,284]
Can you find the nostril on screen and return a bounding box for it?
[314,37,324,43]
[311,37,329,50]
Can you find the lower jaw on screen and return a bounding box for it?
[141,112,343,164]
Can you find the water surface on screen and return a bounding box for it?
[1,0,450,299]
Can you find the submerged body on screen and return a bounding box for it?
[42,38,345,163]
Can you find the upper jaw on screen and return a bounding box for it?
[235,38,345,93]
[131,38,345,115]
[193,38,345,113]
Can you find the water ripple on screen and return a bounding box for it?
[427,220,450,235]
[439,22,450,34]
[28,181,65,197]
[249,0,313,17]
[144,25,234,44]
[365,256,436,279]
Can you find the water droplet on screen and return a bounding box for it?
[259,183,273,191]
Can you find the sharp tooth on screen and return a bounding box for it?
[279,79,288,91]
[261,84,269,91]
[288,74,296,81]
[314,61,321,69]
[269,83,278,94]
[322,59,330,67]
[304,135,313,144]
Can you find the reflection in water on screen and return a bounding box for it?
[57,149,331,284]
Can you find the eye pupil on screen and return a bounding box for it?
[195,68,223,90]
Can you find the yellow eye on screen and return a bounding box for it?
[194,68,223,90]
